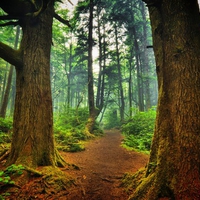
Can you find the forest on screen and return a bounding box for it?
[0,0,200,199]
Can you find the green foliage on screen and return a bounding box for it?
[121,108,156,153]
[54,108,103,152]
[0,164,24,199]
[5,164,24,175]
[0,164,24,186]
[103,109,121,129]
[0,118,13,143]
[0,192,10,200]
[0,118,12,132]
[54,107,88,136]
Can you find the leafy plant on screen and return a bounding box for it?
[0,192,10,200]
[121,107,156,153]
[0,164,23,200]
[4,164,25,175]
[103,109,121,129]
[0,171,14,185]
[0,164,24,197]
[0,118,13,143]
[54,108,103,152]
[0,118,12,133]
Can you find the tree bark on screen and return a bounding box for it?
[130,0,200,199]
[85,0,96,135]
[5,2,65,168]
[96,8,105,117]
[114,23,125,122]
[141,2,151,110]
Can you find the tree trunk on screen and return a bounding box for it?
[141,2,151,110]
[130,0,200,199]
[6,2,65,168]
[85,0,96,135]
[67,41,72,109]
[130,11,144,112]
[114,24,125,122]
[0,68,7,108]
[128,60,133,117]
[96,9,105,117]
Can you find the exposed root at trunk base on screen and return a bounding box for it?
[84,128,95,139]
[84,117,96,139]
[2,166,75,200]
[0,149,10,162]
[55,148,67,167]
[123,169,175,200]
[126,169,200,200]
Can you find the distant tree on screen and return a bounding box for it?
[95,2,106,117]
[85,0,97,135]
[130,0,200,199]
[114,23,125,122]
[0,0,70,168]
[0,26,20,118]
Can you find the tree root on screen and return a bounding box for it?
[0,149,10,162]
[128,173,156,200]
[24,166,43,176]
[127,170,175,200]
[55,148,67,167]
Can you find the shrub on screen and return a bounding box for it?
[0,118,12,133]
[103,109,120,129]
[54,108,103,152]
[0,118,13,144]
[121,107,156,153]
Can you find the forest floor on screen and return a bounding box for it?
[0,129,148,200]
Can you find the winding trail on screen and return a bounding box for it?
[62,129,149,200]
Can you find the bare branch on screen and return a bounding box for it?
[54,13,71,28]
[0,42,22,68]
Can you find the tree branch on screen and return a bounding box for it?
[0,21,19,27]
[0,15,19,20]
[0,42,22,68]
[142,0,161,6]
[54,13,71,28]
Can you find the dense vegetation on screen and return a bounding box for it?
[0,107,156,154]
[0,0,157,123]
[0,0,157,155]
[121,108,156,153]
[0,109,103,154]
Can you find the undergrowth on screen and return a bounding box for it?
[54,108,103,152]
[121,107,156,153]
[0,108,103,153]
[0,117,12,143]
[0,164,25,200]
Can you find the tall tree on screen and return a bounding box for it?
[114,23,125,122]
[130,0,200,199]
[95,3,106,117]
[85,0,96,135]
[0,0,70,168]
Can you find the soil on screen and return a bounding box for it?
[0,129,149,200]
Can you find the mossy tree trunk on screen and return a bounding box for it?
[130,0,200,199]
[0,1,66,168]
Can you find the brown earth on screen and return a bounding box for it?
[61,129,149,200]
[0,129,149,200]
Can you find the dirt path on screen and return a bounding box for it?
[62,129,149,200]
